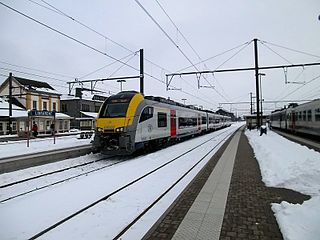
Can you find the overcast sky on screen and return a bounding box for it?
[0,0,319,115]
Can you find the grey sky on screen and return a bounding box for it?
[0,0,319,115]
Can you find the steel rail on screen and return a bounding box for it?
[113,128,238,239]
[28,127,234,239]
[0,156,128,203]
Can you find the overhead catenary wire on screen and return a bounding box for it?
[154,0,232,102]
[259,41,293,65]
[278,73,320,100]
[0,2,142,73]
[28,0,170,75]
[25,0,239,107]
[135,0,230,102]
[260,40,320,59]
[0,60,75,79]
[78,52,138,79]
[6,1,215,107]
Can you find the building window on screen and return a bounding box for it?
[33,100,37,110]
[81,104,90,111]
[158,112,167,128]
[43,102,48,111]
[95,105,100,112]
[12,122,17,131]
[61,103,67,113]
[45,120,50,130]
[64,121,68,130]
[53,102,56,111]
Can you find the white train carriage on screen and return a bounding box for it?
[93,91,231,155]
[270,99,320,137]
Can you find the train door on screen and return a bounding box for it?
[170,109,177,138]
[198,114,201,131]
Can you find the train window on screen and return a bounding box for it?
[158,112,167,128]
[307,110,312,121]
[100,103,129,118]
[303,111,307,121]
[202,116,207,124]
[315,108,320,121]
[139,107,154,122]
[298,112,302,120]
[178,117,197,128]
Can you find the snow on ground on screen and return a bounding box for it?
[245,129,320,240]
[0,134,92,159]
[0,123,242,240]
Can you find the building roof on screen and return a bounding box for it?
[13,76,54,90]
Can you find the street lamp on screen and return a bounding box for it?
[117,80,126,92]
[181,98,187,105]
[258,73,266,126]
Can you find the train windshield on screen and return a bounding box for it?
[101,103,129,118]
[99,91,138,118]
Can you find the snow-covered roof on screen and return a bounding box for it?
[80,111,98,118]
[61,90,109,102]
[0,97,27,117]
[0,109,28,118]
[55,112,73,119]
[11,76,61,96]
[0,97,24,110]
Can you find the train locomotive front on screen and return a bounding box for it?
[93,91,144,155]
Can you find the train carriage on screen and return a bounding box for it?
[270,99,320,137]
[93,91,231,155]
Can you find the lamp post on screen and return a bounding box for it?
[117,79,126,92]
[258,73,266,126]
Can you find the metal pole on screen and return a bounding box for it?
[8,72,13,134]
[53,114,56,144]
[254,39,260,128]
[140,49,144,95]
[27,114,30,147]
[250,92,253,114]
[260,76,263,125]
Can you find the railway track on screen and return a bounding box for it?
[0,155,129,203]
[26,126,238,239]
[0,144,93,173]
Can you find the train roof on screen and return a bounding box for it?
[271,98,320,114]
[112,91,225,116]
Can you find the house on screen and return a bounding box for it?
[0,75,72,135]
[60,88,108,130]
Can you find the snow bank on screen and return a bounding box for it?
[245,129,320,240]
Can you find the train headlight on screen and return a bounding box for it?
[115,127,124,132]
[97,127,104,132]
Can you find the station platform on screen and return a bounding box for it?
[144,126,309,240]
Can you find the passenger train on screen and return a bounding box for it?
[270,99,320,137]
[92,91,231,155]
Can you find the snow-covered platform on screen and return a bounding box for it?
[146,127,320,240]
